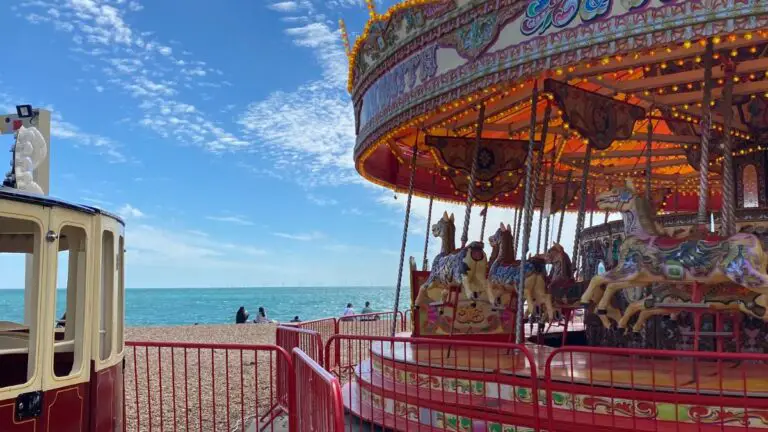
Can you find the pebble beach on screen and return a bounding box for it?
[123,319,395,431]
[124,324,280,432]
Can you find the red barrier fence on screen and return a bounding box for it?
[337,311,406,337]
[124,341,292,432]
[297,317,337,344]
[325,334,541,431]
[402,308,413,333]
[292,348,345,432]
[124,317,768,432]
[545,346,768,432]
[276,325,324,366]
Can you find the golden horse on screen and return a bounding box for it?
[580,180,768,328]
[618,283,768,332]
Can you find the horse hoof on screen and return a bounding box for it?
[471,302,477,308]
[472,293,479,299]
[439,310,444,316]
[596,309,607,315]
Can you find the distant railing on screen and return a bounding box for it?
[296,317,337,346]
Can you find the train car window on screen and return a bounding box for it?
[116,235,125,352]
[100,231,115,361]
[0,216,42,389]
[53,225,87,378]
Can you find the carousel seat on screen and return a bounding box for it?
[653,233,726,248]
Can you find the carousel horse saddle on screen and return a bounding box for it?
[653,233,725,249]
[549,279,587,301]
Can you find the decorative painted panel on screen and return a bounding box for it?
[352,0,768,156]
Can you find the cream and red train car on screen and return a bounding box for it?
[0,107,125,431]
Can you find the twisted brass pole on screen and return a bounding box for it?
[697,40,714,227]
[515,81,539,343]
[460,105,487,248]
[721,65,736,236]
[392,143,419,336]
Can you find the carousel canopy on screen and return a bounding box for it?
[348,0,768,213]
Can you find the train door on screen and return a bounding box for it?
[89,218,125,432]
[0,206,49,431]
[39,208,93,432]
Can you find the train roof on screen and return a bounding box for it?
[0,187,124,225]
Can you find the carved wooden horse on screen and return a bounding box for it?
[618,283,768,332]
[540,243,594,313]
[414,212,490,307]
[581,180,768,328]
[488,223,552,321]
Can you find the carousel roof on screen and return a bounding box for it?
[347,0,768,212]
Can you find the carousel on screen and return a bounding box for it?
[341,0,768,430]
[0,106,125,431]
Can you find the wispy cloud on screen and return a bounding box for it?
[268,1,299,12]
[307,194,337,206]
[342,207,362,216]
[17,0,249,153]
[117,203,145,219]
[273,231,324,241]
[50,110,127,162]
[205,215,254,226]
[238,12,357,187]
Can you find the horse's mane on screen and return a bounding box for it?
[559,251,573,277]
[498,230,515,263]
[635,196,664,236]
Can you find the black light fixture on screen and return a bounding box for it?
[15,105,33,118]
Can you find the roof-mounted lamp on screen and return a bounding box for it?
[2,106,48,194]
[15,104,33,119]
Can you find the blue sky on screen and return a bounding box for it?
[0,0,581,289]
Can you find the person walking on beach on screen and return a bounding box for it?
[235,307,249,324]
[254,307,271,324]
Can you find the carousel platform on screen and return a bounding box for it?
[341,332,768,432]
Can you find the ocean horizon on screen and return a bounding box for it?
[0,287,410,326]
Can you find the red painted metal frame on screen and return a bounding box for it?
[544,345,768,432]
[297,317,338,343]
[325,334,541,431]
[292,349,344,432]
[124,341,293,432]
[337,311,406,336]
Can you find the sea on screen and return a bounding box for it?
[0,287,410,327]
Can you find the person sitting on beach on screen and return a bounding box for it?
[290,316,301,323]
[360,302,378,321]
[361,302,373,314]
[340,303,356,321]
[254,307,272,324]
[235,307,249,324]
